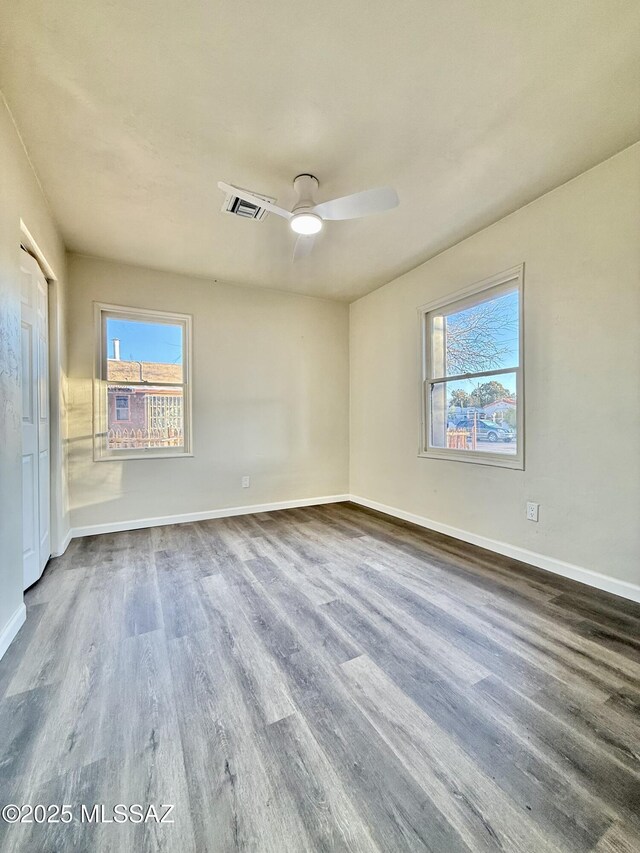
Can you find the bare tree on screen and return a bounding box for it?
[445,298,517,375]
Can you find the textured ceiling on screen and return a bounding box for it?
[1,1,639,300]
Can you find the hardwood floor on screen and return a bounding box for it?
[0,501,639,852]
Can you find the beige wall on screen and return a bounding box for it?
[67,255,349,529]
[350,144,640,587]
[0,94,68,643]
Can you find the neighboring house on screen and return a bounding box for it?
[482,397,517,421]
[449,405,484,424]
[107,359,183,442]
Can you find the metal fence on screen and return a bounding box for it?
[107,427,184,449]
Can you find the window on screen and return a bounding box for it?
[115,394,130,421]
[419,265,523,469]
[94,303,192,460]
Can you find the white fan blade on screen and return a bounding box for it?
[217,181,292,219]
[293,233,316,261]
[312,186,398,221]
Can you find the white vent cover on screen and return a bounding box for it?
[221,187,276,221]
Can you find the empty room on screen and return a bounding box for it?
[0,1,639,851]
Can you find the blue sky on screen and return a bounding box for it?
[106,318,183,364]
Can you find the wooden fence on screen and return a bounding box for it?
[446,428,476,450]
[107,427,183,449]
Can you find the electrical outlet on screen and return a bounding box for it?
[242,476,250,488]
[526,501,539,522]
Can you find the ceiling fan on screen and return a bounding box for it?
[217,174,399,260]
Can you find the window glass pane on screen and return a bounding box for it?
[430,287,519,378]
[106,384,184,450]
[106,317,183,383]
[430,372,518,456]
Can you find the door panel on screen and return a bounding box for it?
[39,448,50,566]
[22,454,37,570]
[20,250,50,589]
[21,323,33,422]
[37,275,50,568]
[21,285,39,587]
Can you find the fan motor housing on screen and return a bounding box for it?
[292,174,319,213]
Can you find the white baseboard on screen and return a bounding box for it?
[71,494,351,540]
[51,527,72,558]
[0,603,26,662]
[65,490,639,603]
[349,495,640,604]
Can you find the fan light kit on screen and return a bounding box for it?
[290,212,323,235]
[218,173,398,260]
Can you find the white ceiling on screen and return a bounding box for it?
[1,1,639,300]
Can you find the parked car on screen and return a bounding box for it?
[454,418,515,443]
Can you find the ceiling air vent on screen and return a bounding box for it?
[221,187,276,221]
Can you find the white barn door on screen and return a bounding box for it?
[20,250,50,589]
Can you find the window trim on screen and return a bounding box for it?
[93,302,193,461]
[418,264,524,470]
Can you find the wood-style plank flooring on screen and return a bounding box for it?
[0,502,639,852]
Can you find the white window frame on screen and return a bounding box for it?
[94,302,193,461]
[418,264,524,470]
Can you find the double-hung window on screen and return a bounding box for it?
[94,303,192,460]
[420,265,523,469]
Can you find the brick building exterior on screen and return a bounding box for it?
[107,359,183,446]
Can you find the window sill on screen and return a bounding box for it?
[418,448,524,470]
[94,451,194,462]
